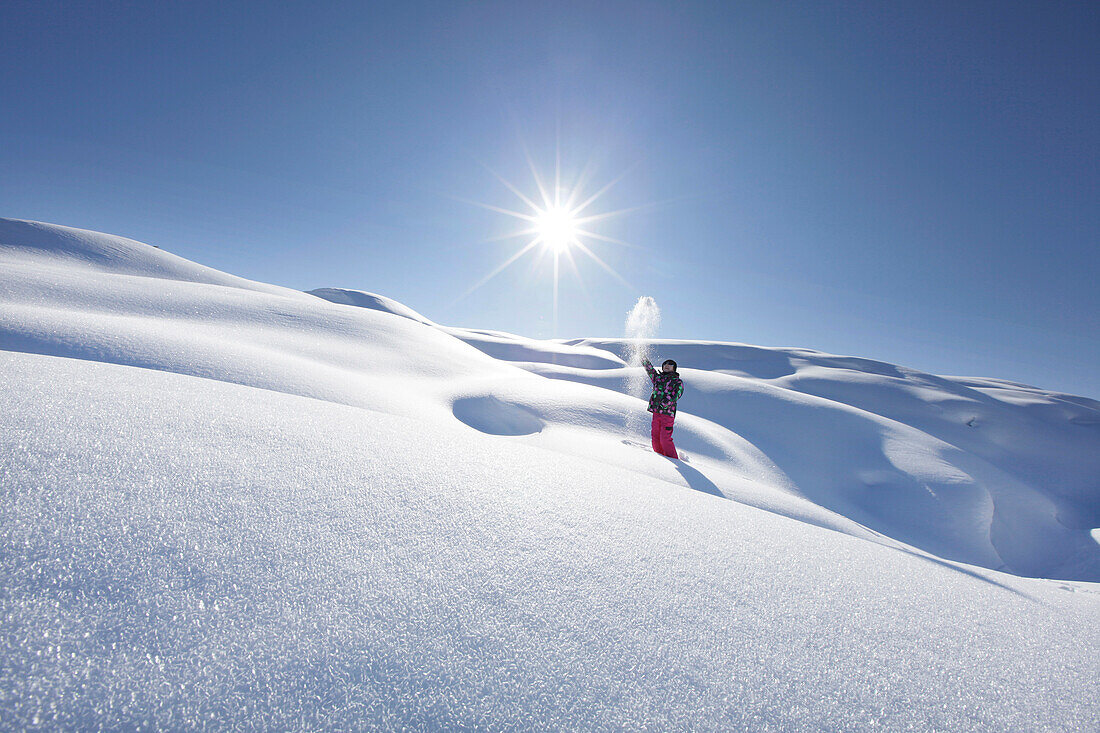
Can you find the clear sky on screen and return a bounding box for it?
[3,1,1098,398]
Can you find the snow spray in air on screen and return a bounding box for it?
[624,296,661,436]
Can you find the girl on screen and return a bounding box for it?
[642,356,684,459]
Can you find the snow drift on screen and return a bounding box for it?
[1,217,1098,730]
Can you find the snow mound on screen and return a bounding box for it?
[2,218,1098,729]
[307,289,625,368]
[308,287,438,325]
[0,218,293,296]
[444,327,627,369]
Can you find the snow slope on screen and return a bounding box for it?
[2,218,1098,730]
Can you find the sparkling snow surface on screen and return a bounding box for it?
[2,218,1098,730]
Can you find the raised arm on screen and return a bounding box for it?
[642,357,658,385]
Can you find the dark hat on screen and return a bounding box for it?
[662,359,678,371]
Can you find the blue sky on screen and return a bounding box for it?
[3,1,1098,398]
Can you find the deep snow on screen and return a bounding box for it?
[1,217,1098,730]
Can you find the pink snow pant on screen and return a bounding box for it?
[651,412,678,459]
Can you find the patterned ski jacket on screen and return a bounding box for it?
[643,358,684,417]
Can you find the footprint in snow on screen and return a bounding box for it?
[621,438,689,462]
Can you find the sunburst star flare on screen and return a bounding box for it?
[457,156,638,335]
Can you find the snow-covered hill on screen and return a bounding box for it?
[2,217,1098,730]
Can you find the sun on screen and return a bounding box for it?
[534,204,579,253]
[454,147,642,335]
